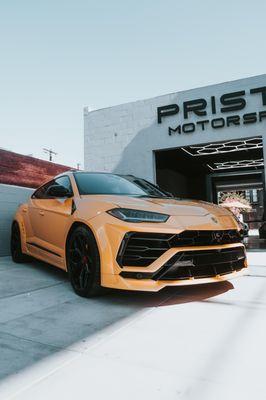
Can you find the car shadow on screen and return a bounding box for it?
[103,280,234,308]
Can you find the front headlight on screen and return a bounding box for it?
[107,208,169,223]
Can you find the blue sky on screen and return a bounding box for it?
[0,0,266,167]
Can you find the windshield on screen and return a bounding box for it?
[74,173,168,197]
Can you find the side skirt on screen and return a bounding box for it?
[26,242,66,271]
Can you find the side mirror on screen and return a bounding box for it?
[46,185,72,198]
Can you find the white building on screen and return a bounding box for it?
[84,74,266,228]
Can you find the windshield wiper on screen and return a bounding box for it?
[135,194,169,199]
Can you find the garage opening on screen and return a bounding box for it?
[155,136,265,247]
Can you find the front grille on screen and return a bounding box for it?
[154,247,246,280]
[117,230,242,267]
[119,246,246,280]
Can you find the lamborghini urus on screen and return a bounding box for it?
[11,171,247,297]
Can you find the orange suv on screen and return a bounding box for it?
[11,171,247,297]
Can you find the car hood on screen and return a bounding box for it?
[81,194,231,217]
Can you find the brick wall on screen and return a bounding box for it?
[0,149,71,188]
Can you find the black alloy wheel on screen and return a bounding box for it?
[67,226,102,297]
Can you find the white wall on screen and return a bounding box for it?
[84,74,266,184]
[0,184,33,256]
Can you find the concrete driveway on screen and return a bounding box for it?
[0,253,265,400]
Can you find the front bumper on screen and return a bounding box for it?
[101,242,247,291]
[91,213,247,291]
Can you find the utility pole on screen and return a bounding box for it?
[43,148,57,162]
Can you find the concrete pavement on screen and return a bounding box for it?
[0,253,265,399]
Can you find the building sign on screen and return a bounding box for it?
[157,87,266,135]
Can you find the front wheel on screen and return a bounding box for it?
[66,226,103,297]
[11,222,31,263]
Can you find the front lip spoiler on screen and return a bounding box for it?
[120,265,247,281]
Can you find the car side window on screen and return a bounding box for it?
[32,176,73,199]
[32,180,56,199]
[54,176,73,196]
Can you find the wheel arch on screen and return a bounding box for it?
[12,216,26,248]
[64,221,100,271]
[11,219,19,229]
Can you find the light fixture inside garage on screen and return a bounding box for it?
[182,137,262,157]
[207,158,264,171]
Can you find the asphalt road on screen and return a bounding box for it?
[0,252,265,400]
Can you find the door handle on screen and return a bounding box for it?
[39,210,45,216]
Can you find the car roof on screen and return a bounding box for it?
[54,170,137,180]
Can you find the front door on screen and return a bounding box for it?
[27,176,73,257]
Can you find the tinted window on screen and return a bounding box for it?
[74,173,167,197]
[55,176,73,195]
[32,176,73,199]
[124,177,170,197]
[32,180,55,199]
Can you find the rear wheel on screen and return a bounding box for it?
[66,226,103,297]
[11,222,31,263]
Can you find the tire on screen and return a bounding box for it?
[66,225,103,297]
[11,222,31,263]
